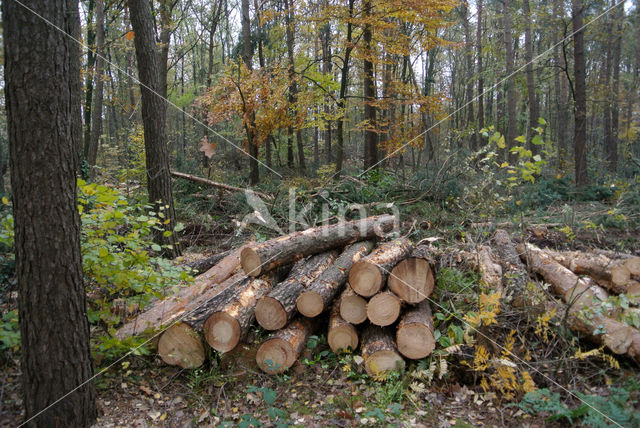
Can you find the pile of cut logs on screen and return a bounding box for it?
[116,215,438,375]
[116,215,640,374]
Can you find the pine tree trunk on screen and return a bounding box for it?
[256,251,338,330]
[129,0,180,257]
[240,215,396,277]
[349,238,412,297]
[3,0,98,424]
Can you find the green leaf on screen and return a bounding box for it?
[538,117,547,125]
[515,135,526,143]
[262,388,277,405]
[151,244,162,252]
[497,135,506,149]
[98,247,109,258]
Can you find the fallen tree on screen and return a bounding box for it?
[171,170,272,200]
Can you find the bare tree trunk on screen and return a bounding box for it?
[363,0,378,171]
[553,0,569,172]
[86,0,105,169]
[572,0,588,186]
[83,0,96,164]
[129,0,180,257]
[3,0,98,424]
[462,2,476,150]
[504,0,517,163]
[286,0,306,172]
[523,0,540,155]
[606,0,622,172]
[241,0,260,184]
[476,0,485,146]
[321,7,333,164]
[335,0,355,178]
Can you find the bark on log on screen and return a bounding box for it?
[255,251,338,330]
[366,291,402,327]
[171,170,272,200]
[297,241,375,317]
[361,325,405,376]
[349,238,413,297]
[155,272,246,368]
[491,229,529,305]
[256,317,314,373]
[339,285,368,325]
[116,247,245,339]
[396,300,435,359]
[241,215,396,277]
[544,248,632,293]
[328,301,358,353]
[203,275,277,352]
[185,249,233,275]
[388,245,435,303]
[519,243,640,361]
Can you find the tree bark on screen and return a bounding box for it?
[86,0,105,168]
[462,2,476,150]
[335,0,355,177]
[362,0,378,171]
[240,214,396,277]
[572,0,588,186]
[285,0,306,173]
[327,301,358,353]
[396,300,435,359]
[504,0,517,163]
[256,251,338,330]
[128,0,180,257]
[256,317,314,373]
[349,237,412,297]
[523,0,540,156]
[3,0,98,424]
[241,0,260,184]
[388,245,436,303]
[361,325,405,376]
[476,0,485,146]
[83,0,96,165]
[296,241,374,317]
[606,0,622,172]
[553,0,569,171]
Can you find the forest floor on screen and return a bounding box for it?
[2,194,640,427]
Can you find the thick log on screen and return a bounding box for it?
[171,170,272,200]
[241,215,396,277]
[361,325,405,376]
[297,241,375,317]
[625,257,640,279]
[475,246,502,291]
[185,249,233,275]
[203,275,277,353]
[339,285,368,325]
[256,317,314,373]
[155,273,246,368]
[491,229,528,304]
[519,243,640,361]
[396,300,435,359]
[116,247,245,339]
[544,248,631,293]
[349,238,413,297]
[388,245,435,303]
[255,251,338,330]
[328,301,359,353]
[366,291,402,327]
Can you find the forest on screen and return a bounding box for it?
[1,0,640,426]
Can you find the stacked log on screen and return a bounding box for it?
[256,317,314,373]
[297,241,374,317]
[327,302,359,353]
[361,325,405,376]
[396,300,435,359]
[388,245,435,303]
[339,286,368,325]
[255,251,338,330]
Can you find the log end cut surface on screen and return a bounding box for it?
[388,258,434,303]
[157,323,205,369]
[349,262,382,297]
[204,312,241,353]
[397,324,435,359]
[240,247,262,277]
[255,297,287,330]
[340,293,368,325]
[367,292,401,326]
[328,324,359,353]
[297,291,324,317]
[256,338,294,373]
[365,350,405,376]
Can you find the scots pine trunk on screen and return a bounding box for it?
[3,0,98,425]
[128,0,180,257]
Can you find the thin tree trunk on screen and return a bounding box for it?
[363,0,378,171]
[129,0,180,257]
[335,0,355,178]
[606,1,622,172]
[321,7,333,164]
[286,0,306,172]
[241,0,260,184]
[553,0,569,172]
[504,0,517,163]
[476,0,485,146]
[86,0,105,169]
[462,2,476,150]
[3,0,98,424]
[572,0,588,186]
[523,0,540,155]
[83,0,96,164]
